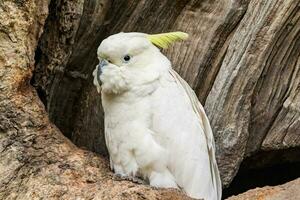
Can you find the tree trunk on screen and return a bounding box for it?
[205,0,300,185]
[1,0,300,199]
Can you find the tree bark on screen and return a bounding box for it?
[205,0,300,185]
[0,1,190,199]
[1,0,300,199]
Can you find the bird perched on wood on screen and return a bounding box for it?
[93,31,222,200]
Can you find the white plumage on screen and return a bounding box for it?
[93,32,221,200]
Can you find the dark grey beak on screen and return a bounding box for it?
[97,59,108,84]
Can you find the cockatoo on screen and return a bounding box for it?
[92,32,222,200]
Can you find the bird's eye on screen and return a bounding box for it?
[123,55,131,62]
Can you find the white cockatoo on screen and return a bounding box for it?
[92,32,222,200]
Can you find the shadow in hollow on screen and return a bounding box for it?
[223,149,300,199]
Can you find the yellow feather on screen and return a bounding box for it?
[147,32,189,49]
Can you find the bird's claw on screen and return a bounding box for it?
[113,174,146,185]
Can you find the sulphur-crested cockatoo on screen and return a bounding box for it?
[92,32,221,200]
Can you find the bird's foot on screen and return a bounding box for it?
[113,174,146,185]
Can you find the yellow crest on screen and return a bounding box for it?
[147,32,189,49]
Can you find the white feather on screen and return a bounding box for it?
[166,69,222,200]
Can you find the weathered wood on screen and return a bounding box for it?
[0,1,191,199]
[205,0,300,185]
[247,1,300,153]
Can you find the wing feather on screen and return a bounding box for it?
[168,69,222,200]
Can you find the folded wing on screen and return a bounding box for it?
[151,69,221,200]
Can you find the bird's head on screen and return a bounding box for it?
[93,32,188,94]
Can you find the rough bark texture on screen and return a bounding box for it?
[1,0,300,199]
[0,0,191,199]
[226,178,300,200]
[205,0,300,185]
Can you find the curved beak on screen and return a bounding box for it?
[97,59,108,84]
